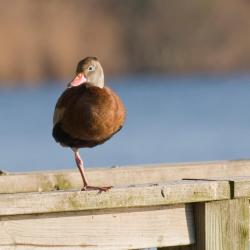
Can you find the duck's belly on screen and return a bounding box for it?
[63,97,124,142]
[53,122,121,148]
[77,107,119,140]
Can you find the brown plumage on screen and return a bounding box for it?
[52,57,126,191]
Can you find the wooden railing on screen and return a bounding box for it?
[1,160,250,249]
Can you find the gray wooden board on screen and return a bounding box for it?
[1,160,250,194]
[193,199,249,250]
[0,205,194,249]
[0,180,230,216]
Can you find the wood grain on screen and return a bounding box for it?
[1,161,250,249]
[0,180,230,216]
[193,199,249,250]
[0,205,194,249]
[232,177,250,198]
[1,159,250,194]
[158,245,193,249]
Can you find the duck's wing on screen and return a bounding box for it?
[52,86,82,146]
[53,88,70,126]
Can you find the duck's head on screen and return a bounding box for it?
[68,57,104,88]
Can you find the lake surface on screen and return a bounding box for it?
[1,74,250,172]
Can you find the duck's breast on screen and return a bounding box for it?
[57,84,125,143]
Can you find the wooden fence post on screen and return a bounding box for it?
[193,198,249,250]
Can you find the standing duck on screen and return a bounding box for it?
[52,57,126,191]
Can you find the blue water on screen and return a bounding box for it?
[1,74,250,172]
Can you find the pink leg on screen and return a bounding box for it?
[72,148,112,192]
[74,149,88,187]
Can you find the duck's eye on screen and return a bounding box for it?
[88,65,95,71]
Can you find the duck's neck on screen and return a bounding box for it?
[97,74,104,88]
[92,69,104,88]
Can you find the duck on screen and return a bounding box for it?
[52,57,126,191]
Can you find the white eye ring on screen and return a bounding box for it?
[88,65,95,71]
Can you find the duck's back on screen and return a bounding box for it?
[53,84,126,148]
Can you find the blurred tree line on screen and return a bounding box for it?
[0,0,250,85]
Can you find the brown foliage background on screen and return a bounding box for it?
[1,0,250,85]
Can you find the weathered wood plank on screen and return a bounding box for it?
[182,176,250,199]
[1,160,250,194]
[231,177,250,198]
[0,180,230,216]
[0,247,113,250]
[0,205,194,249]
[158,245,193,250]
[158,245,193,249]
[193,199,249,250]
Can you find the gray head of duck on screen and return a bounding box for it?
[68,57,104,88]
